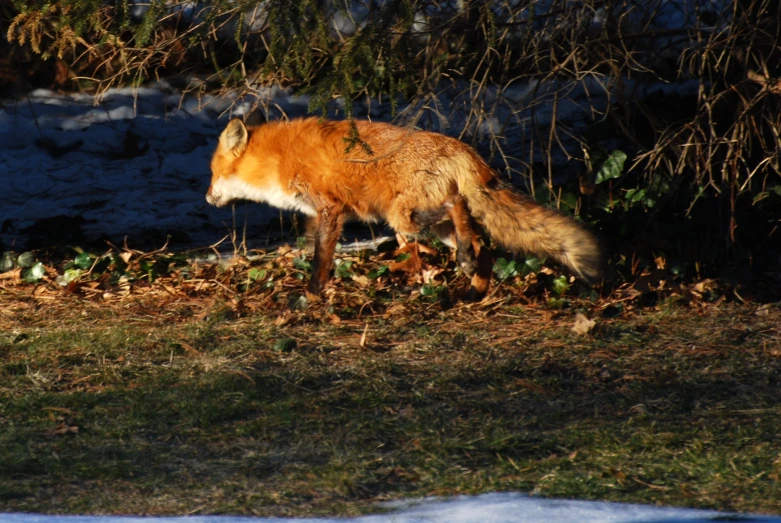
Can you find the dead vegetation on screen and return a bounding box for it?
[1,240,780,516]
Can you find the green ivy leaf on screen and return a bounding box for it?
[533,183,553,205]
[17,252,35,269]
[420,284,436,297]
[248,268,267,282]
[293,256,311,272]
[0,252,16,273]
[274,337,297,352]
[493,258,519,280]
[558,190,579,212]
[74,252,94,270]
[547,297,569,309]
[110,253,128,274]
[368,265,389,279]
[595,150,627,185]
[334,260,353,280]
[551,275,570,296]
[23,262,46,283]
[139,260,158,282]
[521,256,543,276]
[58,268,83,286]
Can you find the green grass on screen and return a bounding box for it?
[1,264,781,516]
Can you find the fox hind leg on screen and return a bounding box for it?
[393,196,492,300]
[447,196,491,299]
[446,196,479,276]
[409,196,491,299]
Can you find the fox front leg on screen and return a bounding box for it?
[307,207,345,297]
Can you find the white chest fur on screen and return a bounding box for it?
[208,175,317,216]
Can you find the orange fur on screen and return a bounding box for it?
[207,117,602,297]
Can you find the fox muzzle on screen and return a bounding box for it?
[205,186,224,207]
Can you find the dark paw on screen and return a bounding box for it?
[306,279,324,297]
[461,284,486,302]
[464,271,490,302]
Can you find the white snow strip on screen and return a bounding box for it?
[1,493,779,523]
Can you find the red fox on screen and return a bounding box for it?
[207,117,602,298]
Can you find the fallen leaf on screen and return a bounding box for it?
[275,312,294,327]
[571,313,596,335]
[352,274,370,287]
[756,304,771,317]
[388,256,420,274]
[51,423,79,436]
[384,304,407,318]
[392,234,437,255]
[421,267,444,284]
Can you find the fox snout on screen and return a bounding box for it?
[205,185,222,207]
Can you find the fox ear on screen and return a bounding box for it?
[220,118,249,157]
[244,108,266,127]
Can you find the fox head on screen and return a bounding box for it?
[206,118,250,207]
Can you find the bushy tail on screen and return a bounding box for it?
[460,176,603,282]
